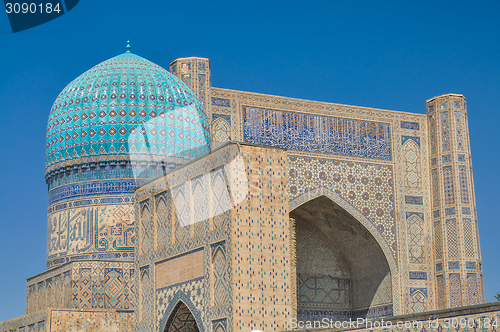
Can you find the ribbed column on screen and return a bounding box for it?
[427,94,484,309]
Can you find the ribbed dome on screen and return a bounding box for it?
[45,49,211,184]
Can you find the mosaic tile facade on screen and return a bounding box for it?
[407,213,425,264]
[25,261,135,314]
[0,47,487,332]
[402,139,421,188]
[287,156,397,261]
[135,144,292,332]
[427,94,483,309]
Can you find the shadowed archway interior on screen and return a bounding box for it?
[291,195,393,321]
[164,302,200,332]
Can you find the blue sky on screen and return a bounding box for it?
[0,0,499,321]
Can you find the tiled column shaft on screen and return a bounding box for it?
[170,57,211,121]
[427,94,484,309]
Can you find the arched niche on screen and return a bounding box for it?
[163,301,201,332]
[291,192,394,320]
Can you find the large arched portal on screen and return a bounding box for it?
[291,195,393,321]
[163,301,201,332]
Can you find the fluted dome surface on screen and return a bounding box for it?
[45,51,211,182]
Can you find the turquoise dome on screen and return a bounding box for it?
[45,48,211,184]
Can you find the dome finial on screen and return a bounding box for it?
[126,40,131,53]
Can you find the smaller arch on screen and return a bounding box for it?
[140,202,151,217]
[410,289,427,313]
[211,245,226,263]
[140,266,150,281]
[212,117,231,143]
[156,195,167,213]
[159,293,204,332]
[214,323,226,332]
[402,139,422,188]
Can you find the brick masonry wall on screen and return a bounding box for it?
[231,145,293,332]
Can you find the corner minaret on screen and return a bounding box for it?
[427,94,484,309]
[170,57,211,121]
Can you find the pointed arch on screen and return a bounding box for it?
[410,289,427,313]
[211,168,231,220]
[173,186,190,227]
[289,186,397,273]
[192,176,208,224]
[211,245,226,264]
[212,117,231,143]
[140,267,151,323]
[159,294,204,332]
[214,323,226,332]
[290,186,399,316]
[402,139,421,188]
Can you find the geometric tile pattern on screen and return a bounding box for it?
[443,166,455,205]
[140,266,153,326]
[455,111,465,151]
[429,114,437,155]
[446,219,459,258]
[212,117,231,143]
[402,139,421,188]
[440,111,451,152]
[211,244,230,306]
[449,273,463,307]
[436,275,445,309]
[134,143,241,332]
[288,155,397,260]
[165,302,200,332]
[157,279,204,332]
[427,95,484,308]
[463,218,475,258]
[192,175,209,238]
[69,261,135,310]
[409,288,427,313]
[156,191,173,250]
[459,165,470,204]
[140,204,153,255]
[297,274,350,309]
[431,169,440,208]
[104,268,124,308]
[76,268,92,308]
[466,273,479,305]
[407,213,425,264]
[231,146,292,332]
